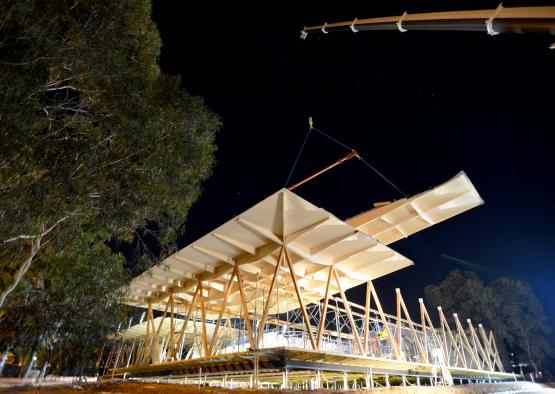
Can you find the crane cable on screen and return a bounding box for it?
[284,119,407,198]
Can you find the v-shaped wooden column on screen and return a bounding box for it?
[284,247,317,350]
[256,246,285,349]
[234,265,255,349]
[366,281,401,359]
[438,307,467,368]
[395,289,425,361]
[317,266,334,349]
[332,265,364,355]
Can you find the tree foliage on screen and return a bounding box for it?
[0,233,129,375]
[425,270,553,374]
[490,277,552,374]
[0,0,220,373]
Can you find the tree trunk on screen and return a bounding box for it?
[526,339,539,376]
[0,236,42,309]
[0,349,8,375]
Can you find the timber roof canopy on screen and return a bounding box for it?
[126,171,482,315]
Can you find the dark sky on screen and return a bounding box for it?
[152,1,555,325]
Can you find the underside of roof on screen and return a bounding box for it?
[125,171,482,314]
[347,171,483,245]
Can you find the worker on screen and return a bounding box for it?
[378,324,390,357]
[379,326,389,340]
[369,335,379,355]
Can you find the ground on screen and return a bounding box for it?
[3,381,555,394]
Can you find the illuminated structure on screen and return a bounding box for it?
[103,172,514,387]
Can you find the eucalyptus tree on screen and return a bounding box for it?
[0,0,220,372]
[0,0,219,305]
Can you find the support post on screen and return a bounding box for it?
[208,272,234,355]
[467,319,493,371]
[396,289,425,361]
[317,266,333,349]
[489,330,504,372]
[175,285,200,359]
[235,265,255,349]
[145,296,171,364]
[333,266,364,354]
[419,299,444,363]
[284,248,317,349]
[368,280,401,359]
[438,307,466,368]
[256,247,285,348]
[364,281,371,354]
[198,280,208,357]
[169,292,175,358]
[396,289,402,354]
[453,313,481,369]
[140,301,153,365]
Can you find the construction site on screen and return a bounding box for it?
[98,4,555,390]
[2,2,554,394]
[100,170,516,388]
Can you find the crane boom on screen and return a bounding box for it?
[302,6,555,38]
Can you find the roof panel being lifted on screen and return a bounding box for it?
[346,171,483,245]
[125,172,482,315]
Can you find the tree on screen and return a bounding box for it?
[0,233,129,375]
[425,270,553,375]
[0,0,220,373]
[490,277,552,375]
[425,270,494,326]
[0,0,219,302]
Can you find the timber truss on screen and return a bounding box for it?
[103,172,514,385]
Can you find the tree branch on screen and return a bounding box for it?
[0,215,72,309]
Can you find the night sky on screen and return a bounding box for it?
[152,1,555,325]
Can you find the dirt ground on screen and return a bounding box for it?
[3,381,555,394]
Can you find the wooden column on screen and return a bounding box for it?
[420,299,429,363]
[489,331,504,372]
[453,313,481,369]
[256,247,285,349]
[317,266,333,349]
[419,299,444,364]
[140,301,153,365]
[364,281,371,354]
[396,289,425,361]
[169,292,175,358]
[145,296,171,364]
[332,266,363,354]
[478,324,494,369]
[467,319,493,371]
[367,280,401,359]
[208,272,235,355]
[175,285,200,359]
[396,289,402,354]
[235,265,255,349]
[284,247,317,350]
[438,307,466,368]
[198,280,208,357]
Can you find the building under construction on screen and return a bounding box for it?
[102,171,516,387]
[100,5,555,384]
